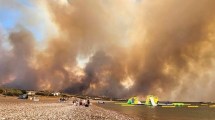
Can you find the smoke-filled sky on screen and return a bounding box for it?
[0,0,215,101]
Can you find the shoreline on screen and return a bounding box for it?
[93,103,141,120]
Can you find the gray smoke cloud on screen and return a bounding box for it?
[0,27,38,90]
[1,0,215,101]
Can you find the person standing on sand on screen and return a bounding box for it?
[83,99,86,105]
[87,99,90,105]
[79,99,82,106]
[85,99,90,107]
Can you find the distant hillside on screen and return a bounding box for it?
[0,88,26,96]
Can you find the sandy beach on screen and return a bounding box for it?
[0,96,138,120]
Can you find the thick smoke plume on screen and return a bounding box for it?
[1,0,215,101]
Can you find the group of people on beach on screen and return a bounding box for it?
[72,99,90,107]
[58,97,91,107]
[59,97,69,102]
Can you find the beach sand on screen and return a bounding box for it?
[0,96,138,120]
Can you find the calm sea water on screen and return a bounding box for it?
[95,102,215,120]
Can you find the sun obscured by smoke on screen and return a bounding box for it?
[1,0,215,101]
